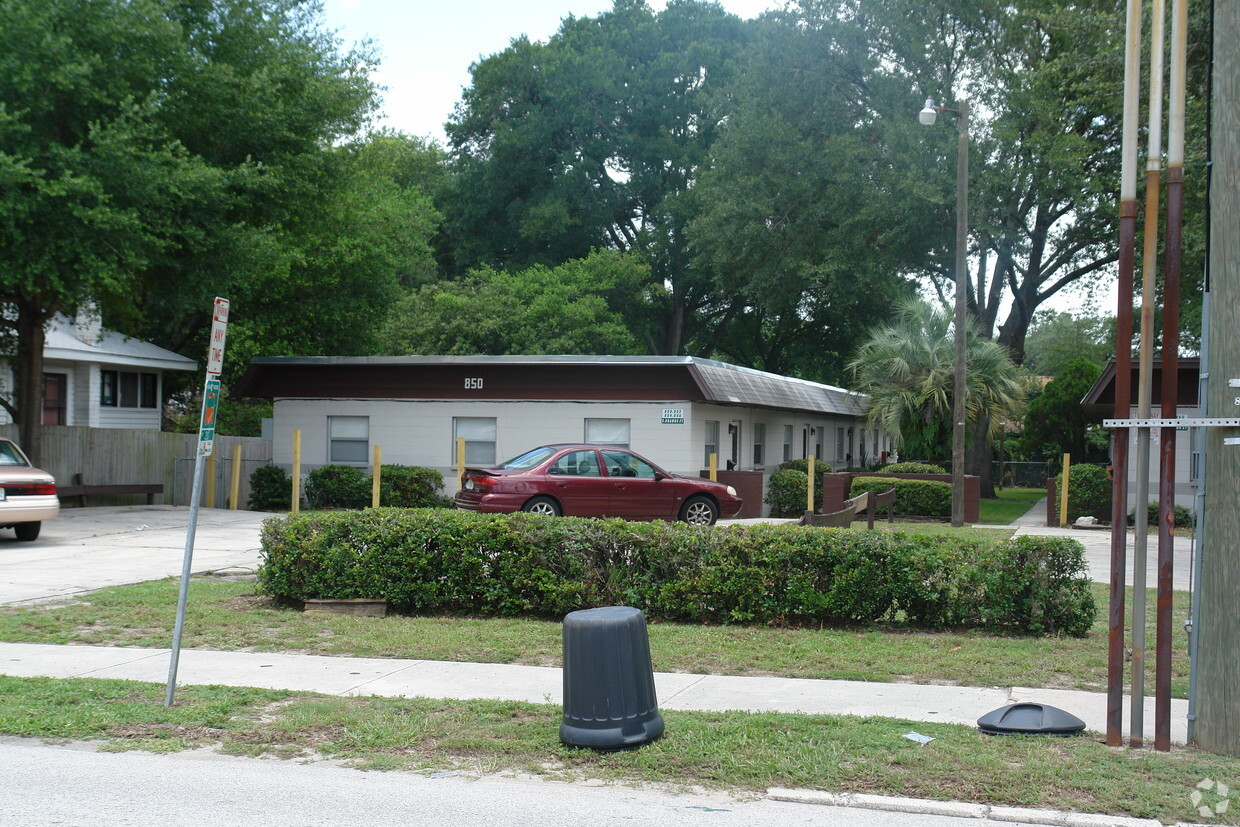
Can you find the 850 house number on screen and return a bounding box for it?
[465,377,484,389]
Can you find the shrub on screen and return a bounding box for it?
[1057,464,1111,522]
[877,462,948,475]
[379,464,447,509]
[850,476,951,518]
[248,465,292,511]
[765,468,815,517]
[305,465,371,509]
[1130,501,1195,528]
[256,508,1095,636]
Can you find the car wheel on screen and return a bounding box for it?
[679,496,718,526]
[14,522,40,541]
[521,496,561,517]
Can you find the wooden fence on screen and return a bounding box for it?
[0,425,273,509]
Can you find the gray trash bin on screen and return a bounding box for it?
[560,606,664,750]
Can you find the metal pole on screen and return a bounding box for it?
[1132,0,1167,747]
[1108,0,1143,748]
[165,446,207,706]
[1154,0,1188,752]
[1188,291,1210,744]
[951,102,969,528]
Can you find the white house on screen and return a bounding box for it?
[1,312,197,429]
[235,354,891,517]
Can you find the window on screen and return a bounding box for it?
[815,427,824,460]
[584,418,630,448]
[602,449,658,479]
[783,425,792,462]
[836,427,846,463]
[328,416,369,463]
[549,449,602,477]
[454,417,496,466]
[753,423,765,466]
[42,373,67,426]
[704,420,719,467]
[100,370,158,409]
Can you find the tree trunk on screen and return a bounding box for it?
[967,415,996,499]
[15,301,48,466]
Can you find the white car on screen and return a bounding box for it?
[0,438,59,541]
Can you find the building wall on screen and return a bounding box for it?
[1119,403,1198,510]
[270,397,874,499]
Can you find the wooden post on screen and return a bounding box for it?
[1195,0,1240,756]
[372,445,382,509]
[291,429,301,514]
[1059,454,1071,527]
[807,454,815,513]
[228,444,242,510]
[709,452,717,481]
[456,437,465,488]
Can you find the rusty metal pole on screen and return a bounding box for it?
[1108,0,1143,748]
[1154,0,1188,753]
[1132,0,1167,748]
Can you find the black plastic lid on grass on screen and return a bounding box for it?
[977,703,1087,736]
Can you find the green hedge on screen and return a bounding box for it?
[302,464,450,510]
[765,468,816,517]
[877,462,948,475]
[1056,464,1112,522]
[850,476,951,518]
[256,509,1096,636]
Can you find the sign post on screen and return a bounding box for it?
[166,298,229,706]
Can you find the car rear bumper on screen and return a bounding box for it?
[454,491,527,514]
[0,495,60,526]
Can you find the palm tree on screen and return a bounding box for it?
[848,300,1025,469]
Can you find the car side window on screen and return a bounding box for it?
[602,450,656,479]
[550,449,603,477]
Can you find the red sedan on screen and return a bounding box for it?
[454,444,743,525]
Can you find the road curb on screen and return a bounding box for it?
[766,787,1199,826]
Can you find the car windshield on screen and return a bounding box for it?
[0,442,30,467]
[498,446,558,470]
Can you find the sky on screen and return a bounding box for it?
[319,0,782,145]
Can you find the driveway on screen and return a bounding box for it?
[0,506,274,606]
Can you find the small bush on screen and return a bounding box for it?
[379,465,447,509]
[765,468,814,517]
[850,476,951,518]
[1130,501,1195,528]
[248,465,292,511]
[305,465,371,510]
[256,509,1095,636]
[1057,464,1111,522]
[877,462,948,475]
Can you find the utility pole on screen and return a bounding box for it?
[1194,0,1240,756]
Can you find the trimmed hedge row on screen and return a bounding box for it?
[850,476,951,518]
[257,509,1096,636]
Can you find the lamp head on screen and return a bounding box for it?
[919,98,938,126]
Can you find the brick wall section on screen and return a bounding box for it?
[698,470,764,518]
[821,472,980,523]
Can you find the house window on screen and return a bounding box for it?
[836,427,846,463]
[753,423,765,467]
[100,370,158,409]
[783,425,792,462]
[454,417,496,466]
[328,416,369,463]
[815,427,824,460]
[704,420,719,466]
[584,418,630,448]
[42,373,67,426]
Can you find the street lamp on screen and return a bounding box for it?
[919,96,969,527]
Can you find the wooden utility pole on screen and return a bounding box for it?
[1195,0,1240,756]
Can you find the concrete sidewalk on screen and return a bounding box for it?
[0,641,1189,745]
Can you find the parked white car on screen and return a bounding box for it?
[0,438,59,541]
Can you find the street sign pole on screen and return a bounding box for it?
[166,298,229,706]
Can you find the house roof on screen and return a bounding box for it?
[1081,357,1200,419]
[43,315,197,373]
[235,355,868,418]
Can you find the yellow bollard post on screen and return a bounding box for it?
[1060,453,1071,527]
[229,444,242,510]
[456,437,466,488]
[206,450,216,509]
[292,429,302,514]
[709,452,717,481]
[807,454,815,513]
[372,445,382,509]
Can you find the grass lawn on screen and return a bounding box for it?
[1,672,1236,825]
[0,576,1191,697]
[977,487,1045,525]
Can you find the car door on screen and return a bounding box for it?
[600,449,678,519]
[545,448,611,517]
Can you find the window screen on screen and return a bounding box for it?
[585,418,630,448]
[454,417,497,466]
[328,416,369,463]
